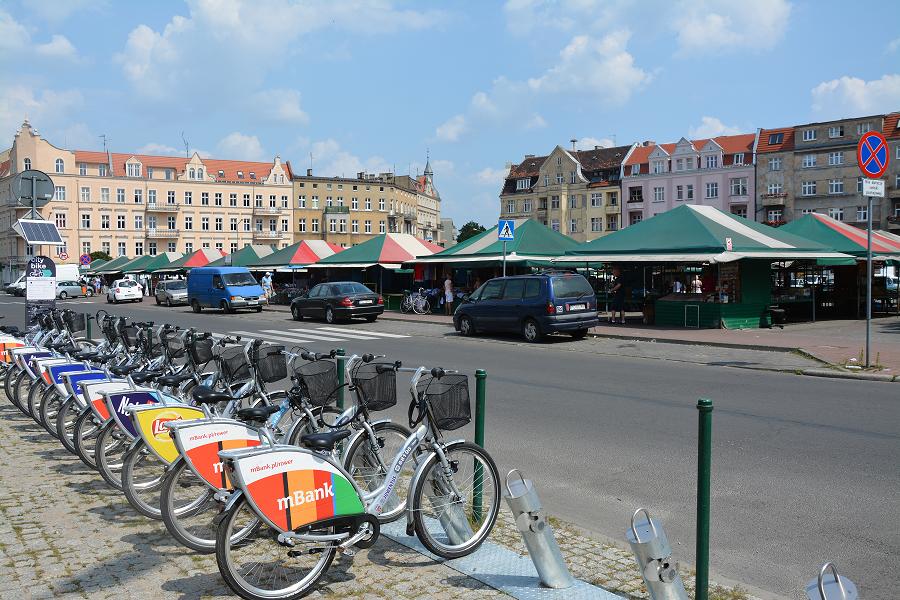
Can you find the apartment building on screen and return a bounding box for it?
[500,143,634,242]
[438,218,458,247]
[621,133,757,226]
[757,113,900,229]
[291,158,441,247]
[0,120,293,280]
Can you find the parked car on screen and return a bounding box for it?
[453,272,599,342]
[155,279,188,306]
[56,280,91,299]
[188,266,264,313]
[106,278,143,304]
[290,282,383,323]
[6,274,25,296]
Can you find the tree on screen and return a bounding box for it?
[457,221,486,243]
[89,250,112,262]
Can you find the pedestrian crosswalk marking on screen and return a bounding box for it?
[230,330,320,345]
[299,328,378,341]
[260,329,345,342]
[315,326,408,339]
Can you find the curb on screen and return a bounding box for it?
[586,330,801,354]
[800,367,896,382]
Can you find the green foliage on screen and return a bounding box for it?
[89,251,112,262]
[457,221,486,243]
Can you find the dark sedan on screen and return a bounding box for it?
[290,282,384,323]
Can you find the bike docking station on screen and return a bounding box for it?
[805,563,858,600]
[625,509,688,600]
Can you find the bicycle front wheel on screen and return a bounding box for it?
[121,441,167,519]
[411,441,500,559]
[95,420,129,490]
[342,421,414,523]
[400,297,412,314]
[11,371,31,416]
[216,495,336,600]
[161,459,219,553]
[73,409,102,469]
[39,387,63,438]
[55,396,81,454]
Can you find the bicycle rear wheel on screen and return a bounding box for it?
[400,296,413,314]
[121,441,167,519]
[216,495,336,600]
[55,396,80,454]
[95,420,129,490]
[39,387,63,438]
[411,441,500,559]
[11,371,31,416]
[160,459,219,553]
[73,409,102,469]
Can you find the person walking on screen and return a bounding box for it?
[443,273,454,315]
[690,274,703,294]
[673,279,684,293]
[261,272,274,303]
[609,268,626,324]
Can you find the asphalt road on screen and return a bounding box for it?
[2,296,897,599]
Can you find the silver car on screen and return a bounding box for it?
[155,279,188,306]
[56,280,92,299]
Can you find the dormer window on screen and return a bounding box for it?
[249,172,256,179]
[237,170,243,179]
[197,168,204,179]
[189,168,195,179]
[126,162,142,177]
[705,155,719,169]
[79,163,86,175]
[218,170,225,178]
[733,153,745,165]
[23,158,31,171]
[99,164,108,176]
[631,164,639,175]
[768,133,784,145]
[516,178,530,191]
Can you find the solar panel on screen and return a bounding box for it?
[14,219,64,245]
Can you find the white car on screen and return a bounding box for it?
[107,278,144,304]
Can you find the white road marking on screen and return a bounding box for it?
[232,330,320,345]
[315,326,408,339]
[259,329,345,342]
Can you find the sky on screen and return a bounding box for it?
[1,0,899,229]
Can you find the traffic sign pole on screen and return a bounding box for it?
[502,241,507,277]
[867,196,872,368]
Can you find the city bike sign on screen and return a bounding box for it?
[857,131,889,179]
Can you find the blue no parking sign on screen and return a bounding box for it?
[857,131,889,179]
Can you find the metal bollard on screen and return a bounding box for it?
[423,470,475,546]
[504,469,574,589]
[804,563,858,600]
[335,348,345,410]
[625,508,688,600]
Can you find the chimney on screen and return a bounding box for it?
[306,168,312,176]
[642,140,655,147]
[524,154,535,158]
[594,145,603,150]
[571,138,577,150]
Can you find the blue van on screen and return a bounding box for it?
[187,266,265,313]
[452,272,598,342]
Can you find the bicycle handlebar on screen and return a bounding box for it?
[301,350,336,361]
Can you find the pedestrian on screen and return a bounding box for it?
[261,271,274,302]
[444,273,454,315]
[690,274,703,294]
[609,267,626,324]
[673,279,684,293]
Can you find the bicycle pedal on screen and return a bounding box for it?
[339,547,355,557]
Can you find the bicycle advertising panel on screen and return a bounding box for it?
[229,447,364,533]
[171,420,263,491]
[81,381,132,420]
[31,357,71,382]
[45,363,88,387]
[0,338,24,363]
[11,350,50,375]
[104,389,161,439]
[129,404,205,464]
[57,369,104,398]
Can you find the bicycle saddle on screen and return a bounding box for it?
[156,372,194,388]
[131,369,166,385]
[236,404,279,423]
[72,349,100,361]
[109,363,141,376]
[191,385,233,405]
[300,429,351,452]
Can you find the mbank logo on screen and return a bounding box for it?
[276,481,334,511]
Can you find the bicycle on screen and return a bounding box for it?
[214,364,500,600]
[400,288,431,315]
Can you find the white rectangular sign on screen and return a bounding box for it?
[863,178,885,197]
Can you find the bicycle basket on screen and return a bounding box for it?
[52,312,66,330]
[294,360,339,407]
[140,329,164,357]
[121,325,140,348]
[102,320,118,345]
[219,345,250,382]
[352,362,397,411]
[161,329,186,360]
[188,335,214,365]
[251,344,287,384]
[416,374,471,431]
[63,312,86,333]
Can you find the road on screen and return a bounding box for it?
[2,296,897,599]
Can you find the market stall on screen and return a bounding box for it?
[207,244,276,268]
[559,205,852,328]
[247,240,344,304]
[152,248,226,275]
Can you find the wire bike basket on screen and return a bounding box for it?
[161,329,186,360]
[188,335,215,365]
[120,324,140,349]
[352,362,397,411]
[295,360,339,407]
[416,373,471,431]
[63,312,86,334]
[251,344,287,384]
[219,345,250,382]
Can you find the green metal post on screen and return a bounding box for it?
[473,369,487,522]
[336,348,345,410]
[86,314,92,341]
[696,398,713,600]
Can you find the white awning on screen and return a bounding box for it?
[556,251,854,264]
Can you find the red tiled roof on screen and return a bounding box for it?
[508,156,546,178]
[884,112,900,140]
[757,127,795,153]
[624,134,754,166]
[507,145,633,179]
[73,151,288,183]
[0,160,9,178]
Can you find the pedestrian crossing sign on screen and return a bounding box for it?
[498,219,515,241]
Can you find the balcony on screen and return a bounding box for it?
[627,195,644,204]
[253,205,283,215]
[253,230,284,240]
[145,228,180,239]
[760,193,788,207]
[146,202,180,212]
[323,205,350,215]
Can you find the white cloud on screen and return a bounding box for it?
[306,139,390,178]
[527,32,651,104]
[575,137,617,150]
[216,132,266,161]
[688,116,741,138]
[0,10,29,52]
[136,143,183,156]
[0,85,83,140]
[249,89,308,124]
[435,115,467,142]
[475,167,509,187]
[23,0,106,23]
[811,75,900,118]
[35,35,80,61]
[524,114,547,130]
[503,0,632,36]
[674,0,792,54]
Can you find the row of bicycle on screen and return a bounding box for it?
[0,309,500,600]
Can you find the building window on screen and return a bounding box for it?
[135,242,143,255]
[135,215,143,229]
[81,241,91,256]
[733,153,745,165]
[569,219,577,233]
[732,206,747,219]
[653,187,665,202]
[201,217,209,231]
[767,209,783,222]
[134,189,142,204]
[100,188,109,203]
[686,185,694,200]
[183,216,192,230]
[629,187,643,202]
[310,218,319,233]
[78,163,86,176]
[23,157,31,170]
[675,158,684,171]
[126,163,141,177]
[591,217,601,232]
[351,220,359,233]
[379,221,386,233]
[311,196,319,209]
[555,172,564,184]
[215,217,223,231]
[378,198,385,211]
[228,193,236,207]
[184,191,192,205]
[542,174,550,187]
[630,213,642,226]
[506,200,515,214]
[54,212,66,228]
[523,199,532,212]
[215,193,222,206]
[730,177,748,196]
[365,198,372,211]
[165,215,176,230]
[148,242,157,255]
[539,197,548,210]
[630,164,640,176]
[516,178,530,190]
[828,152,844,166]
[856,205,868,222]
[828,179,844,194]
[165,169,172,180]
[350,197,358,210]
[768,157,782,171]
[570,171,577,184]
[608,192,618,206]
[705,182,718,199]
[115,188,125,203]
[101,215,110,229]
[828,125,844,138]
[54,186,66,201]
[148,189,156,204]
[117,242,126,256]
[676,185,683,201]
[338,218,346,233]
[101,241,110,255]
[80,187,90,202]
[705,155,719,169]
[167,190,176,205]
[201,192,209,206]
[652,160,665,174]
[298,218,307,232]
[569,195,578,208]
[768,132,783,145]
[298,195,307,208]
[99,164,108,176]
[802,154,816,168]
[767,183,784,195]
[857,123,872,135]
[607,215,618,231]
[116,215,125,229]
[183,242,192,254]
[363,220,371,234]
[801,181,816,196]
[329,219,337,233]
[857,177,864,193]
[55,158,64,173]
[551,196,560,209]
[551,219,560,232]
[166,242,176,253]
[590,193,602,207]
[828,207,844,220]
[802,129,816,141]
[147,215,156,230]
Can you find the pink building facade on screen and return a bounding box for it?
[621,133,759,226]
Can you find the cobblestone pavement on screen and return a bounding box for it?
[0,394,757,600]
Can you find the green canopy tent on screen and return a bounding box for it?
[82,258,107,274]
[249,240,344,271]
[120,254,158,274]
[153,248,226,273]
[559,205,852,328]
[780,213,900,261]
[139,251,183,273]
[208,244,276,267]
[92,255,132,276]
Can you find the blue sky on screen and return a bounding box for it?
[2,0,898,228]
